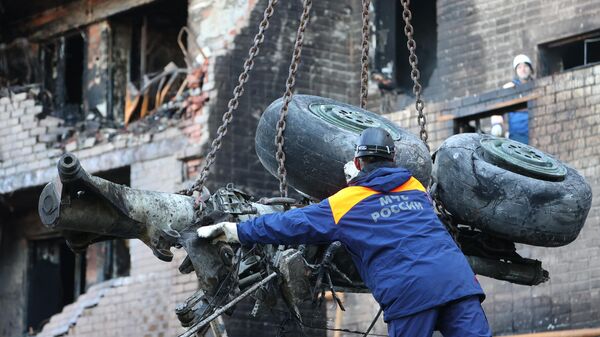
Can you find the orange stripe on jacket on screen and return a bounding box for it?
[390,177,427,193]
[328,177,427,224]
[328,186,379,224]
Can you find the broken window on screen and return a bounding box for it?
[83,240,131,288]
[25,238,130,334]
[539,30,600,75]
[183,157,203,182]
[3,0,188,127]
[372,0,437,101]
[1,167,132,334]
[40,33,85,123]
[26,238,82,333]
[85,166,132,285]
[110,0,188,125]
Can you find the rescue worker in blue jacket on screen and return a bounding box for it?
[502,54,534,144]
[198,127,491,337]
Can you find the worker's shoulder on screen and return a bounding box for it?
[391,176,426,193]
[328,185,378,203]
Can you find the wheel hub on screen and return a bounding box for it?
[308,103,402,139]
[480,136,567,181]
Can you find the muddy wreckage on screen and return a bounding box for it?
[38,94,592,336]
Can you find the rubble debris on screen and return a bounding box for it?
[0,57,206,154]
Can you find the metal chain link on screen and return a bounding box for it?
[185,0,279,199]
[399,1,460,244]
[433,193,460,246]
[274,0,312,197]
[399,0,428,148]
[360,0,371,109]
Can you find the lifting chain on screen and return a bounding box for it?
[399,0,428,149]
[434,192,461,247]
[360,0,371,109]
[399,1,459,244]
[185,0,279,199]
[274,0,313,197]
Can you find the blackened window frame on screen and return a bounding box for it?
[539,29,600,76]
[39,32,85,124]
[373,0,437,95]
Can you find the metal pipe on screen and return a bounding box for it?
[466,255,549,286]
[362,307,382,337]
[238,272,263,290]
[39,153,196,261]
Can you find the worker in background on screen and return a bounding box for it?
[490,115,505,137]
[198,127,491,337]
[372,71,397,113]
[501,54,533,144]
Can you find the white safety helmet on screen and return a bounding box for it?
[513,54,532,70]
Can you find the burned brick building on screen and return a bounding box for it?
[0,0,599,336]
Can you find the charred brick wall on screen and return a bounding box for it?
[481,65,600,335]
[191,0,365,197]
[386,63,600,335]
[0,89,199,195]
[420,0,600,102]
[0,88,203,337]
[37,257,197,337]
[0,217,29,336]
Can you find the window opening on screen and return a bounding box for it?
[40,33,84,123]
[373,0,437,97]
[584,37,600,65]
[539,30,600,75]
[111,0,187,124]
[25,166,131,333]
[26,238,83,334]
[454,102,529,145]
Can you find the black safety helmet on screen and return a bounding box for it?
[354,127,395,160]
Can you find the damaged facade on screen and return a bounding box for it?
[0,0,599,336]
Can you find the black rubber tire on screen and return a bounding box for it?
[432,133,592,247]
[255,95,432,200]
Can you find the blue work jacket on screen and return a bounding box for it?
[508,79,529,144]
[237,166,484,321]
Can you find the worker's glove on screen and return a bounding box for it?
[344,161,360,183]
[197,222,240,244]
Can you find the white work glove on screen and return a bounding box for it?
[197,221,240,244]
[344,160,360,183]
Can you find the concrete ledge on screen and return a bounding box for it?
[0,136,188,194]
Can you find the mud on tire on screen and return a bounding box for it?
[432,133,592,247]
[255,95,432,200]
